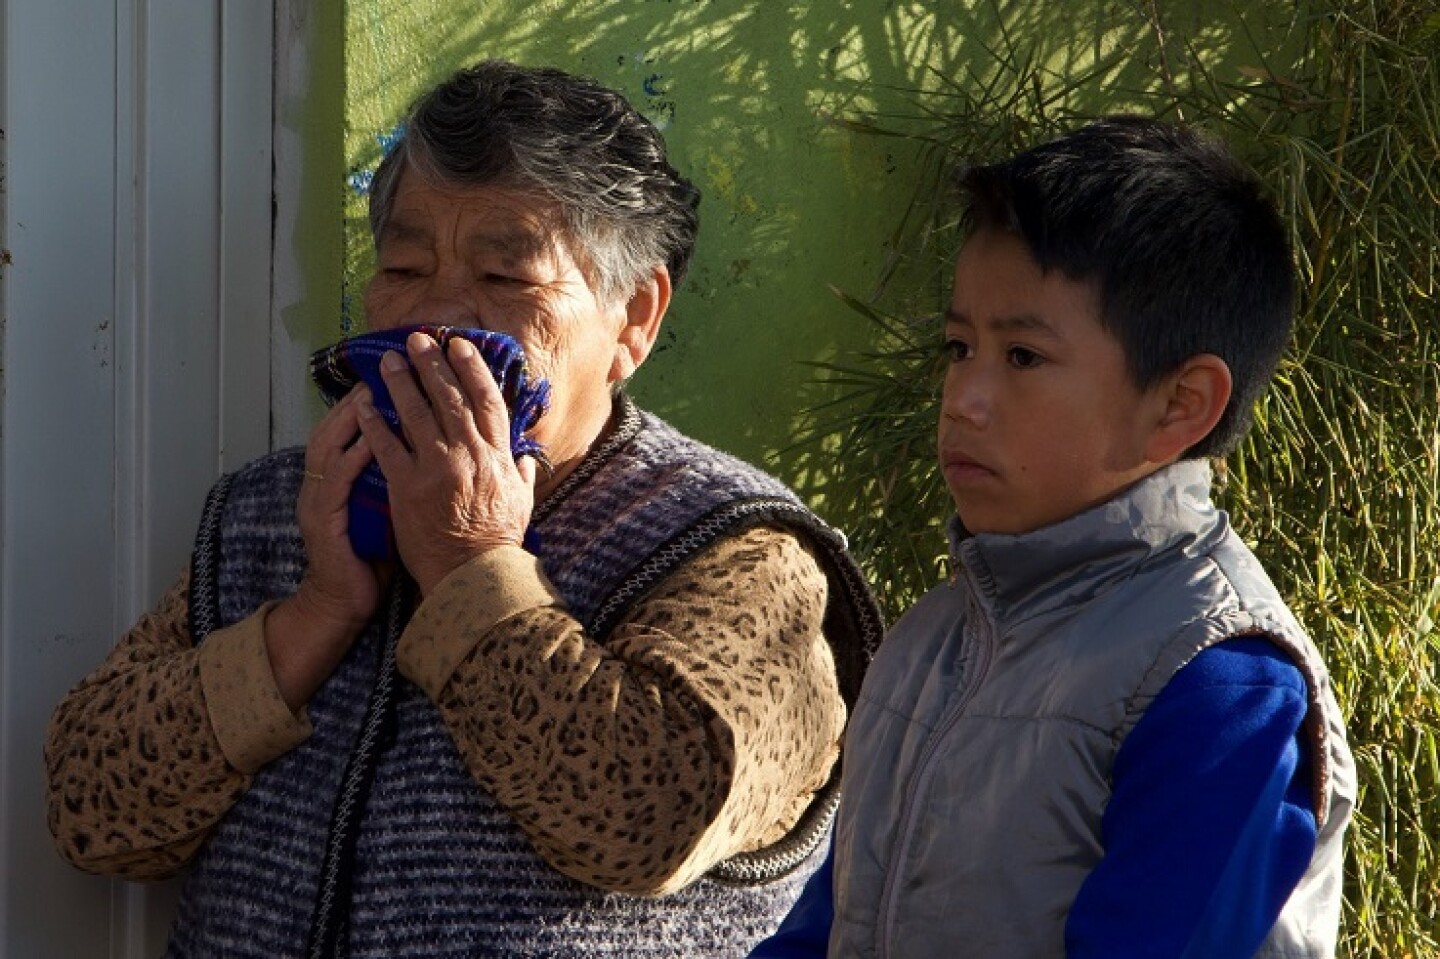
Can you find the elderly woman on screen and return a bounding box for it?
[45,61,879,958]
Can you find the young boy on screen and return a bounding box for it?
[752,117,1355,958]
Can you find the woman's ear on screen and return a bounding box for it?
[1145,354,1233,464]
[610,266,672,384]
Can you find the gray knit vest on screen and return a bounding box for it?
[167,397,881,959]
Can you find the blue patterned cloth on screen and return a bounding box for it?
[310,325,551,561]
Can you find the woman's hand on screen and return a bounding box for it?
[265,387,382,712]
[357,331,538,596]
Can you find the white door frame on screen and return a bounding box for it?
[0,1,288,954]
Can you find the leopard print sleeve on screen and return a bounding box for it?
[397,525,844,896]
[43,570,299,880]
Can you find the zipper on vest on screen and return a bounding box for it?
[875,569,994,959]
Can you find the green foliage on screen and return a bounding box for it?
[794,2,1440,954]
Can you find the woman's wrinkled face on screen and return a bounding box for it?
[363,168,630,478]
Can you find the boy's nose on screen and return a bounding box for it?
[941,370,992,429]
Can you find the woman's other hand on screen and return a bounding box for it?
[266,387,383,711]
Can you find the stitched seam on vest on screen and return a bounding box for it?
[583,496,880,885]
[589,499,820,635]
[958,713,1114,736]
[533,395,643,524]
[1130,612,1335,827]
[589,499,883,678]
[855,696,942,731]
[1224,625,1334,827]
[710,788,841,885]
[306,580,407,958]
[1159,543,1332,826]
[586,498,835,885]
[189,472,233,643]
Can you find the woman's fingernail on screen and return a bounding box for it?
[357,399,377,420]
[382,350,407,372]
[450,337,477,359]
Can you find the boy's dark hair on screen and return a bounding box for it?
[958,116,1295,458]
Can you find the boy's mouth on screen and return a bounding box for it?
[940,450,997,482]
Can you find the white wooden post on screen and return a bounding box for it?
[0,1,275,954]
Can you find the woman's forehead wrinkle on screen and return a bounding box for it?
[464,224,552,262]
[379,217,433,249]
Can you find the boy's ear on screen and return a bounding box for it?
[609,266,672,383]
[1145,354,1233,463]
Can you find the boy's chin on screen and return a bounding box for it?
[953,499,1071,537]
[958,518,1044,538]
[954,466,1171,537]
[953,506,1033,538]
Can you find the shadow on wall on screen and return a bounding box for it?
[337,0,1290,486]
[762,0,1304,516]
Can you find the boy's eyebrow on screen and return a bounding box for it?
[945,309,1066,341]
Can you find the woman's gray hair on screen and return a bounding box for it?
[369,60,701,303]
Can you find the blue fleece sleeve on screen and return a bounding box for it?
[1065,637,1318,959]
[747,834,835,958]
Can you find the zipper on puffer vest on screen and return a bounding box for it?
[875,569,994,959]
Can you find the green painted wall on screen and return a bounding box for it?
[337,1,1298,471]
[287,2,347,344]
[342,1,957,467]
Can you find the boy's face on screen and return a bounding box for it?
[939,229,1167,535]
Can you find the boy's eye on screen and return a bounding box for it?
[1008,346,1044,369]
[942,338,971,362]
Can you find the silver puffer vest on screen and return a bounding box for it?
[169,396,881,959]
[831,460,1354,959]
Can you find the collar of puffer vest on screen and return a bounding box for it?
[946,459,1226,626]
